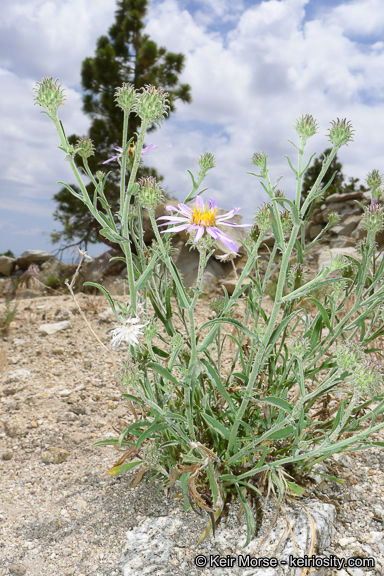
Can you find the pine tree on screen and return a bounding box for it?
[52,0,191,250]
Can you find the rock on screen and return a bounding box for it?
[57,411,78,422]
[69,404,86,415]
[41,447,70,464]
[99,308,116,322]
[2,449,13,460]
[306,222,323,240]
[16,250,53,270]
[0,255,15,276]
[329,235,356,248]
[83,358,92,369]
[39,256,62,284]
[8,562,26,576]
[84,249,125,283]
[326,190,364,203]
[329,214,361,237]
[4,369,31,383]
[38,320,71,335]
[0,277,16,297]
[54,308,71,321]
[4,418,26,438]
[122,499,336,576]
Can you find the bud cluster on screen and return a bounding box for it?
[198,152,216,173]
[114,83,138,112]
[336,342,383,397]
[280,209,293,235]
[361,202,384,235]
[254,203,271,233]
[294,114,318,140]
[135,85,170,126]
[33,77,65,118]
[287,335,310,359]
[327,212,340,226]
[76,137,95,159]
[251,152,268,177]
[328,118,354,147]
[366,169,384,202]
[137,177,164,210]
[287,263,308,291]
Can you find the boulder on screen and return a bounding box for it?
[16,250,53,270]
[0,255,15,276]
[39,257,62,284]
[83,249,125,283]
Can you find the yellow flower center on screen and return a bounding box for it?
[191,204,218,228]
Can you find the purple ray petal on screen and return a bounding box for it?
[102,156,117,165]
[206,227,220,240]
[157,215,190,223]
[213,228,239,252]
[161,223,191,233]
[218,221,253,227]
[216,207,241,221]
[196,196,205,211]
[141,144,158,155]
[194,226,205,243]
[176,203,193,217]
[209,197,218,210]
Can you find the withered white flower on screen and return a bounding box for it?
[110,316,148,349]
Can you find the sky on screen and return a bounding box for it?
[1,0,384,260]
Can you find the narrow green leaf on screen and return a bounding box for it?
[201,413,231,440]
[83,282,119,318]
[107,460,143,476]
[121,393,146,406]
[201,359,236,413]
[306,297,331,330]
[235,485,255,547]
[147,362,180,387]
[136,253,161,290]
[199,317,257,342]
[136,422,170,449]
[257,396,293,414]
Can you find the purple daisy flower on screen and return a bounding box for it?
[157,195,251,253]
[103,143,158,164]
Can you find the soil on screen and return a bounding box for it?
[1,292,384,576]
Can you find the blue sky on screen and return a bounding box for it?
[1,0,384,259]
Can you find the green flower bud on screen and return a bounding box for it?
[144,320,158,343]
[33,77,65,118]
[249,224,262,243]
[280,209,293,235]
[294,114,318,140]
[366,170,384,201]
[96,170,105,182]
[361,202,384,235]
[76,137,95,159]
[288,335,310,359]
[251,152,268,176]
[198,152,216,172]
[330,253,347,272]
[254,203,271,233]
[328,212,340,226]
[328,118,354,147]
[137,177,164,211]
[114,83,138,112]
[287,263,308,291]
[336,342,383,397]
[332,280,347,301]
[135,85,170,126]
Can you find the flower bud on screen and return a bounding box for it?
[328,212,340,226]
[96,170,105,182]
[254,203,271,233]
[198,152,216,172]
[294,114,318,140]
[114,83,138,112]
[135,85,170,126]
[361,202,384,235]
[288,335,310,359]
[366,169,384,201]
[137,176,164,210]
[249,224,261,243]
[287,263,308,291]
[33,77,65,118]
[328,118,354,147]
[76,137,95,159]
[330,253,347,272]
[280,209,293,235]
[251,152,268,176]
